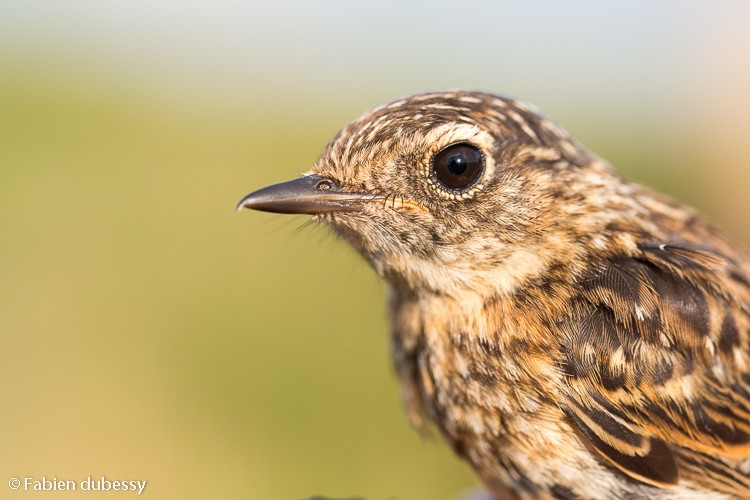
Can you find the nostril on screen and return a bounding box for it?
[316,179,333,191]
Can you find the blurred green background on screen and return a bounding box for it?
[1,1,749,499]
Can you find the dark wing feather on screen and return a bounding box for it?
[558,242,750,493]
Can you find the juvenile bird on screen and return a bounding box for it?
[237,90,750,499]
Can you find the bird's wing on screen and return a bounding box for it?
[558,242,750,492]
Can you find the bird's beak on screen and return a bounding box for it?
[236,174,369,215]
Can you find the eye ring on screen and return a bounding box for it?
[429,141,486,193]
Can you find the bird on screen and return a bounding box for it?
[237,90,750,499]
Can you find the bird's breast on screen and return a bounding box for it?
[389,290,629,497]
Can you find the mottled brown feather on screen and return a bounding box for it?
[559,243,750,495]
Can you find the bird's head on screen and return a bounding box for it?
[238,90,620,297]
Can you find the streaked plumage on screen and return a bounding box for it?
[238,90,750,498]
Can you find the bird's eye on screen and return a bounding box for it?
[430,142,485,192]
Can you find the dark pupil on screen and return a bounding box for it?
[447,156,467,176]
[432,143,484,191]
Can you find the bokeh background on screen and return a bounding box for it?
[2,1,750,499]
